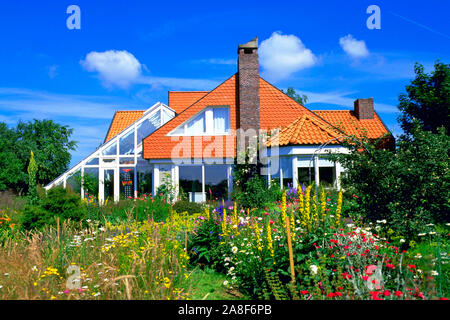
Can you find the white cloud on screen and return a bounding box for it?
[259,31,317,81]
[339,35,370,59]
[80,50,143,89]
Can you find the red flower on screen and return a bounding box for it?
[386,263,395,269]
[326,293,336,298]
[300,290,309,295]
[269,219,274,225]
[440,297,449,300]
[408,264,416,269]
[383,290,391,297]
[335,292,343,297]
[394,291,403,297]
[362,276,369,281]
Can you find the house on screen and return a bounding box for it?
[45,38,392,203]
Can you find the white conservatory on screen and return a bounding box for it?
[45,102,175,202]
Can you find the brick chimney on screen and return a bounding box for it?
[354,98,374,120]
[237,37,260,131]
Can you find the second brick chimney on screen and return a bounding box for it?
[237,37,260,131]
[354,98,374,120]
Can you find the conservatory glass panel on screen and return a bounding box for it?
[137,111,160,143]
[137,167,152,197]
[120,157,135,165]
[120,168,134,199]
[83,168,99,199]
[86,157,99,165]
[102,141,117,156]
[104,169,115,201]
[119,130,135,155]
[66,170,81,194]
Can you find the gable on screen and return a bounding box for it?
[105,110,145,142]
[143,75,238,160]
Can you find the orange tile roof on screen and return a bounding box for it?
[313,110,390,139]
[143,75,238,159]
[259,78,319,130]
[266,114,342,147]
[168,91,209,114]
[104,110,145,142]
[141,74,391,158]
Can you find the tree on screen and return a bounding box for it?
[329,61,450,239]
[331,126,449,238]
[398,61,450,136]
[0,119,77,193]
[0,123,27,192]
[284,87,309,105]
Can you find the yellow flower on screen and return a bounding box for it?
[281,191,287,229]
[336,190,343,226]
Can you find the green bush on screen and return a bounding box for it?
[21,186,86,230]
[232,175,281,209]
[330,125,450,240]
[173,200,203,215]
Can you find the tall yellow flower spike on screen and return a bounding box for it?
[281,190,287,229]
[266,222,274,258]
[222,199,227,236]
[336,190,343,226]
[304,185,312,231]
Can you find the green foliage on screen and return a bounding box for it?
[330,125,449,239]
[284,87,308,105]
[78,172,98,197]
[398,61,450,136]
[233,173,281,209]
[0,123,27,193]
[26,150,39,204]
[188,219,222,268]
[21,186,86,230]
[173,200,203,215]
[85,197,171,224]
[155,172,176,203]
[0,119,76,194]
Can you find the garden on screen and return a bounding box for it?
[0,61,449,301]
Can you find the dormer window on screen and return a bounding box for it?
[169,106,230,135]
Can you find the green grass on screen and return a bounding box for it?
[184,267,247,300]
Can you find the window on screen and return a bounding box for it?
[119,130,135,155]
[137,111,160,143]
[179,166,203,202]
[204,165,228,200]
[319,167,335,187]
[213,108,230,134]
[170,107,230,135]
[298,167,315,186]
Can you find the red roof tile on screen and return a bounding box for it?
[313,110,390,139]
[266,114,342,147]
[104,110,145,142]
[168,91,209,114]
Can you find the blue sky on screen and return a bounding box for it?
[0,0,448,166]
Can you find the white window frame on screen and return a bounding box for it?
[168,106,231,136]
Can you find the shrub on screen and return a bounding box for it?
[330,125,450,240]
[173,200,203,215]
[21,186,86,230]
